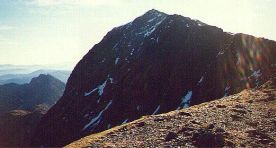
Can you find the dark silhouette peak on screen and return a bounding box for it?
[38,74,51,78]
[30,74,58,84]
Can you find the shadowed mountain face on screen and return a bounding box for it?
[0,74,65,113]
[31,9,276,146]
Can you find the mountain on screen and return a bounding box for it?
[0,69,71,84]
[67,77,276,147]
[31,9,276,146]
[0,105,49,147]
[0,74,65,147]
[0,74,65,113]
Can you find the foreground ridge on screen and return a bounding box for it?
[67,79,276,147]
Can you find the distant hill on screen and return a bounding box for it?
[0,69,71,84]
[0,74,65,147]
[0,74,65,114]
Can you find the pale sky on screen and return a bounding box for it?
[0,0,275,68]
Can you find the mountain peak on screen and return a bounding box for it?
[31,74,57,82]
[143,9,168,16]
[31,9,276,147]
[29,74,64,88]
[145,9,164,14]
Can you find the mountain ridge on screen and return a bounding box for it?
[31,10,276,146]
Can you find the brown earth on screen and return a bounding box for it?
[0,104,48,147]
[67,79,276,148]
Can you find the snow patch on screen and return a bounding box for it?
[84,76,114,97]
[225,86,230,92]
[198,76,204,84]
[218,50,225,55]
[122,119,128,124]
[178,91,193,109]
[109,78,114,84]
[136,16,166,37]
[97,80,107,96]
[115,57,120,65]
[147,17,156,23]
[224,86,231,96]
[250,69,262,87]
[252,69,261,78]
[130,48,135,56]
[125,57,129,63]
[197,21,205,26]
[152,105,160,115]
[84,87,98,96]
[136,105,140,111]
[82,100,113,130]
[83,113,89,118]
[112,42,119,50]
[107,124,111,129]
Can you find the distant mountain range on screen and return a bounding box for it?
[0,69,71,84]
[31,9,276,147]
[0,64,72,84]
[0,64,44,76]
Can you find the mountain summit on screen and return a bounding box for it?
[31,10,276,146]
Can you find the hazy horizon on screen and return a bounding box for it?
[0,0,275,67]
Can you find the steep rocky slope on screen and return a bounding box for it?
[68,78,276,147]
[32,9,276,146]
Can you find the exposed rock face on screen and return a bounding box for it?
[67,78,276,147]
[31,9,276,146]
